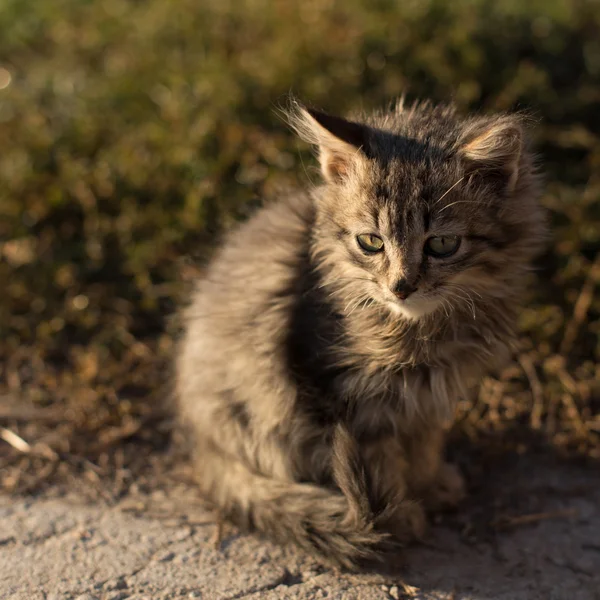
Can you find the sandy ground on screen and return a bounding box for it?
[1,455,599,600]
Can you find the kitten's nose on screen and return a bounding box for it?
[393,279,417,300]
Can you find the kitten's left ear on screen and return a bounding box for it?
[458,118,523,193]
[286,101,370,183]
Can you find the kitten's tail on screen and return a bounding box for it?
[197,424,400,570]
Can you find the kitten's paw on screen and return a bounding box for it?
[386,499,427,544]
[424,462,466,510]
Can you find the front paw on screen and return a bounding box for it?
[383,499,427,544]
[423,462,466,510]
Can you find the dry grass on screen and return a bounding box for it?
[0,0,599,498]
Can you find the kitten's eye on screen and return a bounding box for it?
[425,235,461,258]
[357,234,384,253]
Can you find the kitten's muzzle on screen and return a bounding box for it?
[392,279,417,300]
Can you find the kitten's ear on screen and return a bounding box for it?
[286,102,369,183]
[458,118,523,193]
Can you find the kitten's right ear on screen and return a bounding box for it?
[286,101,369,183]
[458,117,524,193]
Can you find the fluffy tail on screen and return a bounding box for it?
[196,424,399,569]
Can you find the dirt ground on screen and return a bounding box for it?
[2,452,598,600]
[2,1,600,596]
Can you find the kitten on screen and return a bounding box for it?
[175,97,546,569]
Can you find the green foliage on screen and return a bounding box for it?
[0,0,599,479]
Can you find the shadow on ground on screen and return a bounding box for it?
[2,439,599,600]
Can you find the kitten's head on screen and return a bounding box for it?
[287,99,546,321]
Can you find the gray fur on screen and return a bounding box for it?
[175,97,546,568]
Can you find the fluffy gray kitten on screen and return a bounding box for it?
[176,98,546,569]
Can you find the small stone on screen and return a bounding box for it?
[389,585,400,599]
[173,527,192,541]
[381,585,389,592]
[115,577,128,590]
[75,595,99,600]
[151,489,167,501]
[72,527,94,541]
[104,576,128,591]
[157,550,176,562]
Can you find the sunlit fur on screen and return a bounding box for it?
[175,98,547,570]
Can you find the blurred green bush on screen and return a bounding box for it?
[0,0,598,479]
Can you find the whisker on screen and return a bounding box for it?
[437,199,481,213]
[318,276,376,289]
[449,288,475,310]
[447,282,483,304]
[447,283,483,300]
[439,297,450,318]
[343,290,369,314]
[344,292,372,317]
[445,289,477,319]
[348,296,372,317]
[437,199,523,216]
[329,285,368,302]
[432,177,465,207]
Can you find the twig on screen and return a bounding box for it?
[0,401,63,423]
[560,393,588,437]
[398,581,420,597]
[518,354,544,429]
[582,543,600,552]
[493,508,578,530]
[95,418,142,450]
[560,254,600,355]
[0,427,95,467]
[0,427,32,453]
